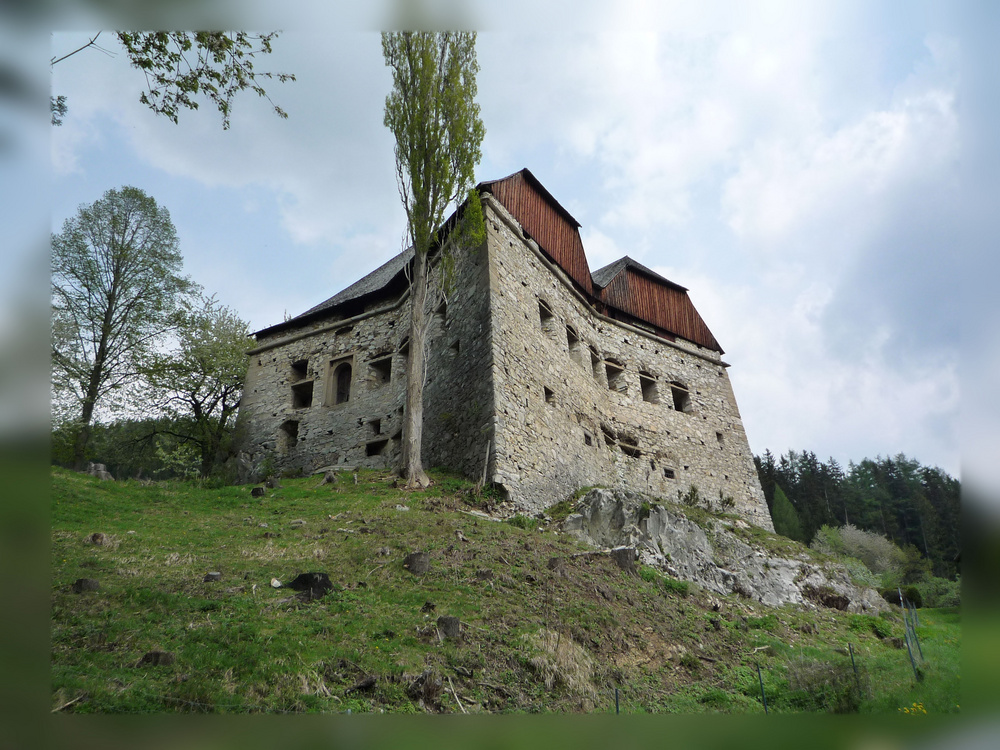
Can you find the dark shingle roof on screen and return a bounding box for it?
[298,247,414,319]
[254,248,413,337]
[591,255,687,292]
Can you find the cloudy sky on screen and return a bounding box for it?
[43,2,968,478]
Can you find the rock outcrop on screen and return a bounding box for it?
[562,488,887,613]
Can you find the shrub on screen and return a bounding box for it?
[505,514,534,530]
[811,525,847,557]
[678,485,701,507]
[746,614,778,631]
[903,586,923,608]
[785,656,867,713]
[679,652,700,671]
[698,687,730,707]
[839,524,902,574]
[842,557,880,588]
[546,498,576,521]
[639,566,660,584]
[662,577,689,597]
[849,614,893,639]
[916,575,961,608]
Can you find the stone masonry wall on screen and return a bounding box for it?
[482,196,772,529]
[236,195,771,531]
[237,237,494,482]
[238,299,410,476]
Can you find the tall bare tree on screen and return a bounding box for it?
[382,32,485,488]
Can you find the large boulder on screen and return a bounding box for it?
[562,488,887,613]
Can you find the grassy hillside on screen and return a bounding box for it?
[50,467,960,715]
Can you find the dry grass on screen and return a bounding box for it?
[523,628,598,702]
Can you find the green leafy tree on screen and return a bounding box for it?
[771,485,804,542]
[51,186,196,467]
[51,31,295,129]
[381,31,486,488]
[142,295,252,476]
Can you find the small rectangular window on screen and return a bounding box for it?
[290,359,308,382]
[567,326,583,365]
[639,372,659,403]
[539,299,557,339]
[591,347,603,383]
[664,468,675,479]
[543,386,555,405]
[291,380,314,409]
[366,439,388,457]
[584,431,593,446]
[606,360,626,394]
[369,356,392,386]
[670,382,690,412]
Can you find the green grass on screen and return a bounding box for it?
[50,467,960,714]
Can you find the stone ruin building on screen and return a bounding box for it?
[236,168,773,530]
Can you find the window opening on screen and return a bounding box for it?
[291,380,314,409]
[538,299,556,337]
[290,359,308,382]
[543,386,555,405]
[605,359,626,394]
[567,326,583,365]
[620,443,641,458]
[279,420,299,452]
[331,361,352,404]
[664,468,675,479]
[670,381,690,412]
[639,371,659,403]
[369,357,392,386]
[370,418,382,437]
[590,347,603,383]
[601,426,616,448]
[366,439,388,457]
[584,431,593,447]
[716,431,724,445]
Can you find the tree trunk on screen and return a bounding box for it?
[402,249,431,488]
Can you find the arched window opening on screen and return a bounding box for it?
[335,363,352,404]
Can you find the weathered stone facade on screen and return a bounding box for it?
[236,169,772,530]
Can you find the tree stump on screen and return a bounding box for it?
[437,616,461,640]
[403,551,430,575]
[610,547,638,575]
[284,572,332,599]
[137,650,175,667]
[71,578,99,593]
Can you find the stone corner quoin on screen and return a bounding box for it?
[234,168,774,531]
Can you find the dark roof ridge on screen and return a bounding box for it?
[254,247,414,337]
[592,255,688,292]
